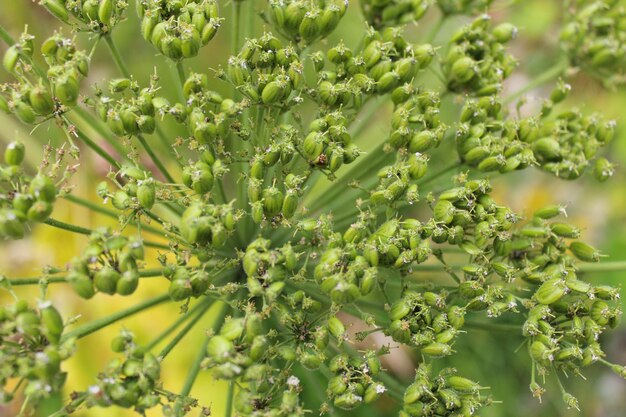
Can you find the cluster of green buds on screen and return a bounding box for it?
[360,218,431,269]
[388,290,465,357]
[400,364,489,417]
[1,32,88,123]
[163,265,211,301]
[437,0,493,15]
[232,374,304,417]
[359,0,431,28]
[242,238,297,300]
[93,77,163,137]
[80,331,162,412]
[41,0,128,32]
[67,228,145,298]
[560,0,626,84]
[225,33,304,108]
[455,94,615,180]
[443,16,517,95]
[266,0,348,44]
[0,299,74,404]
[98,165,160,212]
[302,111,359,172]
[326,352,386,409]
[138,0,220,60]
[183,73,244,145]
[314,28,435,108]
[180,200,237,249]
[0,143,59,239]
[314,246,378,304]
[204,312,267,379]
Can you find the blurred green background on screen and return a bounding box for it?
[1,1,626,416]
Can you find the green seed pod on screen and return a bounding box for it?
[534,205,566,219]
[282,189,298,219]
[532,137,561,161]
[94,266,121,295]
[98,0,114,26]
[40,303,64,343]
[137,182,156,210]
[26,200,53,222]
[29,174,56,202]
[433,200,455,224]
[534,278,566,305]
[570,241,601,262]
[68,271,95,299]
[327,316,345,340]
[364,383,385,404]
[550,222,580,238]
[594,158,614,182]
[54,74,80,107]
[421,342,452,357]
[42,0,70,23]
[29,86,55,115]
[262,187,284,216]
[4,141,25,166]
[492,23,518,43]
[220,318,245,341]
[450,57,476,83]
[301,351,323,370]
[16,310,41,337]
[169,278,192,301]
[206,335,234,363]
[14,101,37,124]
[261,81,283,104]
[116,270,139,295]
[409,131,436,153]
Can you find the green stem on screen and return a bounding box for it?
[0,23,16,45]
[176,334,212,412]
[103,34,131,79]
[463,320,522,332]
[224,381,235,417]
[43,217,170,249]
[44,217,91,235]
[577,261,626,273]
[504,59,569,105]
[64,117,121,169]
[7,269,164,287]
[174,60,187,102]
[136,134,175,183]
[63,194,167,237]
[61,293,170,342]
[71,106,127,157]
[158,297,222,359]
[146,298,211,351]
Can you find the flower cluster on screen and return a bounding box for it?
[138,0,220,59]
[0,299,74,404]
[1,32,88,123]
[41,0,128,32]
[67,228,145,297]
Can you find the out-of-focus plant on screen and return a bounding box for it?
[1,0,625,416]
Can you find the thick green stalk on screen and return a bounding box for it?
[61,293,170,342]
[43,217,170,250]
[225,381,235,417]
[103,34,131,79]
[0,23,16,45]
[136,134,175,183]
[7,268,164,287]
